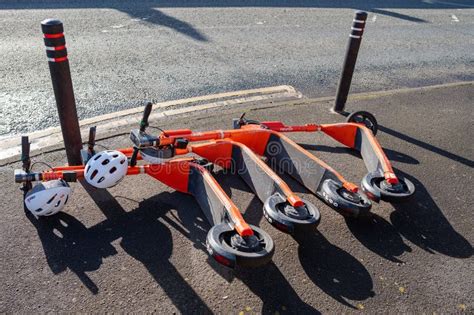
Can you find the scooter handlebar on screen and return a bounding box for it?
[140,102,153,132]
[21,136,31,170]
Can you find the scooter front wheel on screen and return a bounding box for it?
[206,223,274,268]
[263,193,320,234]
[320,179,372,218]
[361,173,415,203]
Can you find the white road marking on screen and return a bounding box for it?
[451,15,459,22]
[371,15,377,22]
[256,21,265,25]
[111,24,125,29]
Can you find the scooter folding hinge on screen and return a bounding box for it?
[384,172,399,184]
[287,194,304,207]
[228,210,254,237]
[343,182,359,193]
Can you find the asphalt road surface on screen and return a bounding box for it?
[0,1,473,136]
[0,83,472,313]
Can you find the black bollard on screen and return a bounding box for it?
[333,11,368,113]
[41,19,83,165]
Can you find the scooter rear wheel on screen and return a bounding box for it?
[347,110,378,135]
[206,223,274,268]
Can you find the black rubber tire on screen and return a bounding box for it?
[264,194,320,234]
[347,110,378,135]
[206,223,274,268]
[320,179,372,218]
[365,175,415,203]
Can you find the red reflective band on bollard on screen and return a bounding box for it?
[45,45,66,51]
[43,33,64,39]
[47,56,68,63]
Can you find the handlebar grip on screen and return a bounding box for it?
[21,136,31,171]
[21,136,30,160]
[88,126,96,146]
[140,102,153,132]
[20,137,32,193]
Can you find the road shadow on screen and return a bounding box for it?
[2,0,473,33]
[26,211,115,294]
[237,262,320,314]
[298,140,473,260]
[345,168,473,261]
[368,8,428,23]
[345,214,411,263]
[388,169,473,258]
[295,232,375,309]
[346,168,472,261]
[28,183,213,313]
[117,6,209,42]
[119,194,213,313]
[379,125,474,168]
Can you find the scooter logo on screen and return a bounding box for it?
[263,210,273,223]
[322,191,339,208]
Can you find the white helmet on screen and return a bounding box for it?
[85,150,128,189]
[25,179,71,216]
